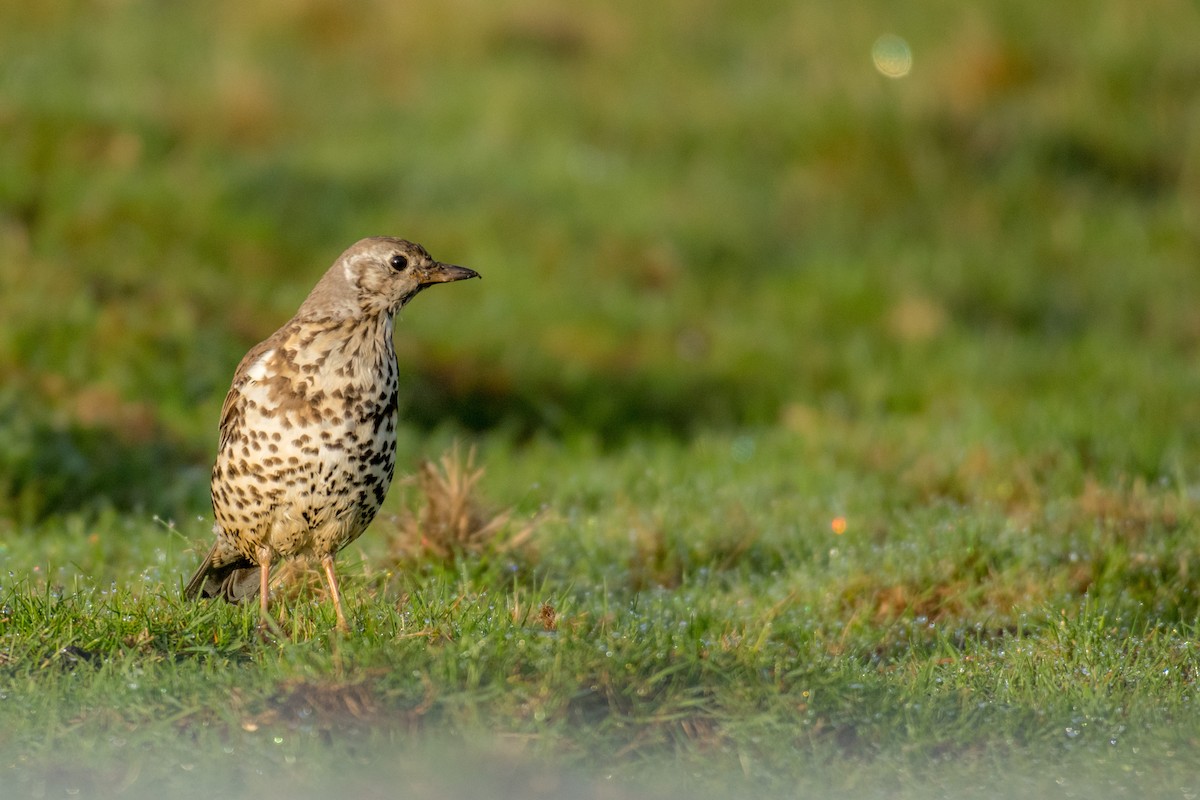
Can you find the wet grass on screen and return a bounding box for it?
[3,0,1200,797]
[4,432,1200,798]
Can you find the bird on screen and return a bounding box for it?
[184,237,479,631]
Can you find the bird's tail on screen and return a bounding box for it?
[184,544,263,604]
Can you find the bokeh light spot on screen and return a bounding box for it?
[872,34,912,78]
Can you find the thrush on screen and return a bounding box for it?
[184,237,479,631]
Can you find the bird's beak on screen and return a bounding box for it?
[419,262,481,286]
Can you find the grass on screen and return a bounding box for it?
[3,0,1200,797]
[5,434,1200,798]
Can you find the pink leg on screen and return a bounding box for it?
[320,553,349,632]
[258,545,273,624]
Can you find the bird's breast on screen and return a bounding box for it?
[211,319,400,557]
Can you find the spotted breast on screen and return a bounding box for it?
[184,237,479,632]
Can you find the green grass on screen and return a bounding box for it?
[3,0,1200,797]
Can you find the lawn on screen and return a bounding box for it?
[2,1,1200,798]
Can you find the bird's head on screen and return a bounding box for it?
[301,236,479,320]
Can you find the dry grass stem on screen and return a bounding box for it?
[390,443,537,565]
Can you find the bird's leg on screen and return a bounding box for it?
[257,545,275,626]
[320,553,349,633]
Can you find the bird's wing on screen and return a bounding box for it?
[216,332,286,451]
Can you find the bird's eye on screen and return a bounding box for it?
[389,254,409,271]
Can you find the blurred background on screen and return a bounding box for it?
[1,0,1198,526]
